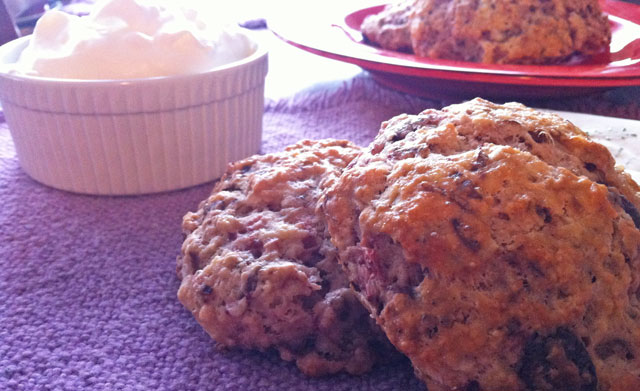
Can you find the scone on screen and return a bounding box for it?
[362,0,611,64]
[324,99,640,390]
[361,0,415,53]
[410,0,611,64]
[177,139,393,376]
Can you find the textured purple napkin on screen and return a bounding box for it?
[0,74,430,391]
[2,69,640,391]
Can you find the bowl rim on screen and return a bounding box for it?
[0,33,268,86]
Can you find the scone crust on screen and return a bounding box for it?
[324,99,640,390]
[177,139,391,376]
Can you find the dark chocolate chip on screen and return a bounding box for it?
[584,162,597,172]
[451,218,481,252]
[222,184,241,192]
[188,250,201,272]
[391,132,405,142]
[244,269,260,294]
[618,194,640,229]
[517,328,597,391]
[246,239,264,258]
[465,380,481,391]
[535,206,553,223]
[471,150,489,171]
[497,212,510,221]
[201,285,213,295]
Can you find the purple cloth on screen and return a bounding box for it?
[0,74,429,391]
[1,65,640,391]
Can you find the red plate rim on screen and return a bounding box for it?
[269,0,640,87]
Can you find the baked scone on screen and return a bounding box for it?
[177,139,393,376]
[361,0,414,53]
[324,99,640,390]
[362,0,611,64]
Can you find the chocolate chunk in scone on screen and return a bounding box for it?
[324,99,640,391]
[177,139,395,376]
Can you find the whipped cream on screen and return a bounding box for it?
[11,0,256,79]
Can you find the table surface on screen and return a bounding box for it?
[1,3,640,391]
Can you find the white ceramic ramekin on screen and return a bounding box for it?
[0,35,268,195]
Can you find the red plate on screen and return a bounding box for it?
[269,0,640,99]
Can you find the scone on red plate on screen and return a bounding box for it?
[324,99,640,390]
[362,0,611,64]
[177,139,394,376]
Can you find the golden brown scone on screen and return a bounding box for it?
[324,99,640,390]
[361,0,415,53]
[363,0,611,64]
[410,0,611,64]
[177,139,395,376]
